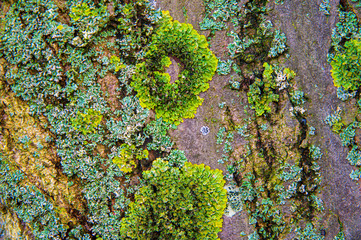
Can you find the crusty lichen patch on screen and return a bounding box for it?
[0,207,32,240]
[0,81,86,231]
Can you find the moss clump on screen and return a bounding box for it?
[247,63,295,116]
[120,158,227,239]
[112,143,148,173]
[132,11,218,125]
[331,39,361,91]
[71,108,103,135]
[247,63,279,116]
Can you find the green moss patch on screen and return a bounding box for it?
[132,11,218,125]
[331,38,361,91]
[120,157,227,239]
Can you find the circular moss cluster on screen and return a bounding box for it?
[120,158,227,239]
[131,11,218,125]
[331,38,361,91]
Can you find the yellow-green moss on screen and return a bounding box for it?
[131,11,218,125]
[120,158,227,239]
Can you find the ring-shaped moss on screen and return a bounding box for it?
[131,11,218,125]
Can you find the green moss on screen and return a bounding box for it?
[112,144,148,173]
[120,158,227,239]
[70,2,107,22]
[132,11,218,125]
[331,39,361,91]
[247,63,278,116]
[71,108,103,135]
[69,1,109,43]
[247,63,296,117]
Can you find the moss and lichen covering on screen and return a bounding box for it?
[0,0,226,238]
[326,6,361,183]
[199,0,328,238]
[1,0,358,238]
[132,11,218,125]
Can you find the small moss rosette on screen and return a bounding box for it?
[331,38,361,91]
[131,11,218,125]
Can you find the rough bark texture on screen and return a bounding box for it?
[272,1,361,239]
[156,0,361,239]
[1,0,361,239]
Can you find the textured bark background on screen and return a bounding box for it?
[273,1,361,239]
[156,0,361,239]
[1,0,361,239]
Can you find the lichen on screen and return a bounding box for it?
[132,11,218,125]
[0,0,229,238]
